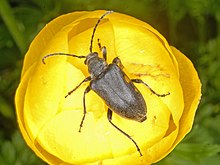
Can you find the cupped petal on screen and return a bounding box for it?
[170,46,202,146]
[110,17,184,126]
[150,46,202,163]
[15,63,50,163]
[15,10,201,165]
[21,11,87,77]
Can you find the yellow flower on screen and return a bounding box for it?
[15,10,201,164]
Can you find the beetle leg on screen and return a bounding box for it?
[107,108,142,156]
[65,76,91,98]
[79,86,91,132]
[112,57,124,69]
[131,79,170,97]
[98,38,107,60]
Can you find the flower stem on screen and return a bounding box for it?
[0,0,26,54]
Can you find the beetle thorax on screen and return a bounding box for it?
[85,52,108,78]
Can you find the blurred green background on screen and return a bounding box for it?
[0,0,219,164]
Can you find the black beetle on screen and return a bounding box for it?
[42,11,170,156]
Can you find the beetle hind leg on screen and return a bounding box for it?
[107,109,142,156]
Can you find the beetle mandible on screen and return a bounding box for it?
[42,11,170,156]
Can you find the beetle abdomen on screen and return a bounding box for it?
[91,64,147,122]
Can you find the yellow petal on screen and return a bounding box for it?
[150,47,202,163]
[170,46,202,146]
[15,10,201,165]
[21,11,86,77]
[15,63,50,163]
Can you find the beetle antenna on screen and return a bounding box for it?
[89,10,113,53]
[42,52,86,64]
[42,11,113,64]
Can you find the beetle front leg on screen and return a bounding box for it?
[65,76,91,98]
[98,38,107,60]
[107,108,142,156]
[131,79,170,97]
[79,86,91,132]
[112,57,124,69]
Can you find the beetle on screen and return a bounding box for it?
[42,11,170,156]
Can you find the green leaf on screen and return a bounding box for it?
[0,0,26,54]
[1,141,16,165]
[175,143,220,161]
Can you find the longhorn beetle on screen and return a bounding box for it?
[42,11,170,156]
